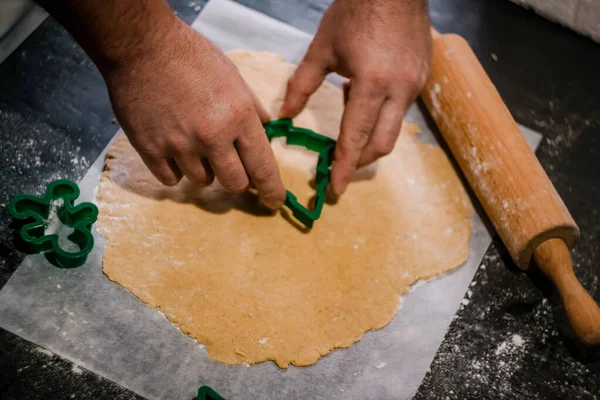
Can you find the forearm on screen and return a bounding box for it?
[36,0,177,73]
[350,0,428,13]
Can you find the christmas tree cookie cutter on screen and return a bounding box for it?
[7,179,99,268]
[264,118,336,229]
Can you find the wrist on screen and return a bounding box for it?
[89,3,180,76]
[329,0,429,24]
[395,0,429,14]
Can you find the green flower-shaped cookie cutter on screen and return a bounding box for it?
[8,179,98,268]
[264,118,336,229]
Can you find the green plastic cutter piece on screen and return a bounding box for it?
[7,179,99,268]
[197,385,226,400]
[264,118,336,229]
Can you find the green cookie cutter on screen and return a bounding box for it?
[198,385,225,400]
[264,118,336,229]
[7,179,99,268]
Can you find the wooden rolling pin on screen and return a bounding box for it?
[421,30,600,346]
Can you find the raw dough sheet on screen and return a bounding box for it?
[0,1,543,399]
[98,49,475,369]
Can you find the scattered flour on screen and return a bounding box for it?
[495,334,525,356]
[71,365,83,375]
[44,199,64,235]
[511,334,525,347]
[373,362,387,369]
[428,83,443,117]
[495,341,508,355]
[188,1,201,11]
[35,347,54,357]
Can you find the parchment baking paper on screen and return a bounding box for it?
[0,1,543,399]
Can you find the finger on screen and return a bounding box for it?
[246,83,272,124]
[175,154,215,186]
[139,154,182,186]
[325,184,340,205]
[208,147,250,194]
[357,99,404,168]
[342,81,351,105]
[331,79,386,195]
[201,158,215,185]
[236,122,286,209]
[279,48,331,118]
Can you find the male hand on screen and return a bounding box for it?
[103,19,286,209]
[280,0,432,195]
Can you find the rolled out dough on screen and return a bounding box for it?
[96,50,474,368]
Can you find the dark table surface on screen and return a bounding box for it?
[1,0,599,399]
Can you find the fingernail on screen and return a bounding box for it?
[325,184,340,205]
[269,202,284,211]
[334,181,347,196]
[279,103,300,119]
[262,197,284,210]
[278,107,288,119]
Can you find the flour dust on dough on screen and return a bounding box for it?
[95,50,474,368]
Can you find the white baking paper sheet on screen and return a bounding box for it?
[0,1,543,399]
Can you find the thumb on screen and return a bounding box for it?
[279,49,331,118]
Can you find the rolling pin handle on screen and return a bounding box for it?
[533,239,600,347]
